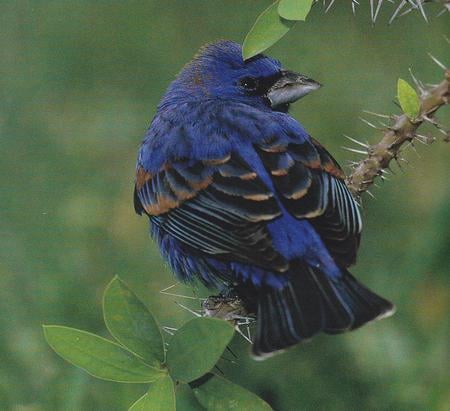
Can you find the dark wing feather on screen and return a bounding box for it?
[256,137,362,267]
[134,152,289,273]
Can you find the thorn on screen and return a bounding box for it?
[403,140,421,158]
[352,0,359,15]
[235,325,253,344]
[408,68,426,94]
[236,316,251,325]
[415,0,429,22]
[363,110,391,119]
[175,301,202,317]
[162,326,177,336]
[396,0,428,22]
[422,115,446,132]
[389,0,408,24]
[359,117,382,130]
[160,283,204,300]
[246,324,252,342]
[342,146,367,155]
[437,8,448,18]
[378,120,391,128]
[428,53,448,70]
[415,133,434,144]
[366,190,376,199]
[373,0,384,23]
[160,283,177,293]
[163,326,178,331]
[422,115,435,124]
[324,0,336,13]
[398,7,414,19]
[437,127,448,135]
[343,134,370,148]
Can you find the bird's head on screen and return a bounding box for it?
[163,40,321,112]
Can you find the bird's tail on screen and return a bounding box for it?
[252,262,395,359]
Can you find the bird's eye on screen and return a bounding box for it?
[240,77,258,91]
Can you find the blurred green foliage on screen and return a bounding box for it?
[0,1,449,410]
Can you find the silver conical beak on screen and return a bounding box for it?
[267,70,322,109]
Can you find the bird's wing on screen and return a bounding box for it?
[134,151,289,273]
[255,135,362,267]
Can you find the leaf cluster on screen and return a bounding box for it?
[44,277,272,410]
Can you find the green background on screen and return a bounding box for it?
[1,1,449,410]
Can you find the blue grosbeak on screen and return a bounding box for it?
[134,41,394,358]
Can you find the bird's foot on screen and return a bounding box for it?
[202,294,255,323]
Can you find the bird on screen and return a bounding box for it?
[134,40,395,358]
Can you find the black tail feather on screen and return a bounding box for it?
[252,263,395,358]
[334,270,395,330]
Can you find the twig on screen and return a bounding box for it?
[346,69,450,198]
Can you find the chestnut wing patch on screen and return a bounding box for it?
[256,137,362,267]
[134,152,289,273]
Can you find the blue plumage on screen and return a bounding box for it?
[135,41,394,357]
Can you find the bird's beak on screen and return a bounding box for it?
[267,70,322,109]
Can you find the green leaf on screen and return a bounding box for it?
[243,1,296,60]
[278,0,314,21]
[103,276,164,366]
[193,374,273,411]
[176,384,205,411]
[166,318,234,383]
[397,78,421,119]
[128,375,175,411]
[43,325,165,383]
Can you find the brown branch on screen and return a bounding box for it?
[346,69,450,198]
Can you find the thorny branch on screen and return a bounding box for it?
[346,69,450,198]
[321,0,450,23]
